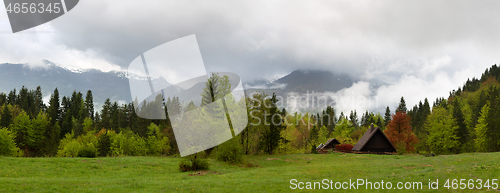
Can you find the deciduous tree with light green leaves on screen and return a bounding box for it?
[0,127,19,156]
[425,106,459,154]
[332,117,354,144]
[475,102,490,152]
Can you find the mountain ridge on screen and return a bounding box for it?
[0,62,133,108]
[245,69,356,93]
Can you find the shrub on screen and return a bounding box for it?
[191,156,209,170]
[216,138,243,163]
[146,136,169,156]
[178,159,192,172]
[335,144,354,151]
[111,130,158,156]
[0,128,19,156]
[57,140,81,157]
[179,153,209,172]
[97,131,111,157]
[396,142,406,155]
[311,144,318,154]
[78,146,97,158]
[57,131,99,157]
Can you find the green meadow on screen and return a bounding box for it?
[1,152,499,192]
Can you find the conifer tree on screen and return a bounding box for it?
[349,110,358,128]
[396,96,407,113]
[47,88,60,126]
[85,90,94,120]
[384,106,391,126]
[0,105,12,128]
[452,97,468,150]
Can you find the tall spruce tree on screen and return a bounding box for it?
[452,97,468,151]
[7,89,16,105]
[384,106,391,126]
[1,105,12,128]
[349,110,359,128]
[0,93,6,106]
[323,106,335,137]
[261,93,283,154]
[396,96,407,113]
[34,86,44,114]
[47,88,60,126]
[85,90,94,120]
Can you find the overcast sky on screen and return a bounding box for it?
[1,0,500,114]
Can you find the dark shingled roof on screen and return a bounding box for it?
[322,138,340,149]
[352,124,396,152]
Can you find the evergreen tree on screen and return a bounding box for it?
[309,124,319,145]
[1,105,12,128]
[384,106,391,126]
[485,86,500,151]
[110,102,119,130]
[18,86,30,116]
[260,93,283,154]
[376,117,383,129]
[97,131,111,157]
[422,98,431,118]
[60,96,72,139]
[34,86,44,114]
[0,93,7,106]
[70,91,83,122]
[281,108,287,117]
[201,73,230,106]
[322,106,335,137]
[452,97,468,151]
[47,88,60,126]
[85,90,94,120]
[349,110,358,128]
[361,111,368,127]
[100,98,111,130]
[396,96,407,113]
[7,89,16,105]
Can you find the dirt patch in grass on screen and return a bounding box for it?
[143,162,159,166]
[267,158,279,160]
[293,157,312,160]
[188,171,221,176]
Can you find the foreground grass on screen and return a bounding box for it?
[0,152,499,192]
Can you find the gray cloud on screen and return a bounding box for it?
[1,0,499,113]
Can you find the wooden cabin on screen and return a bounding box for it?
[316,138,340,154]
[352,124,396,153]
[322,138,341,150]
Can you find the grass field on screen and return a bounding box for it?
[1,152,499,192]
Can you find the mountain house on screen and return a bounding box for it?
[352,124,396,153]
[316,138,340,154]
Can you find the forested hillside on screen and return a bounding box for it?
[0,64,500,157]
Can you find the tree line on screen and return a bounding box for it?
[1,65,500,157]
